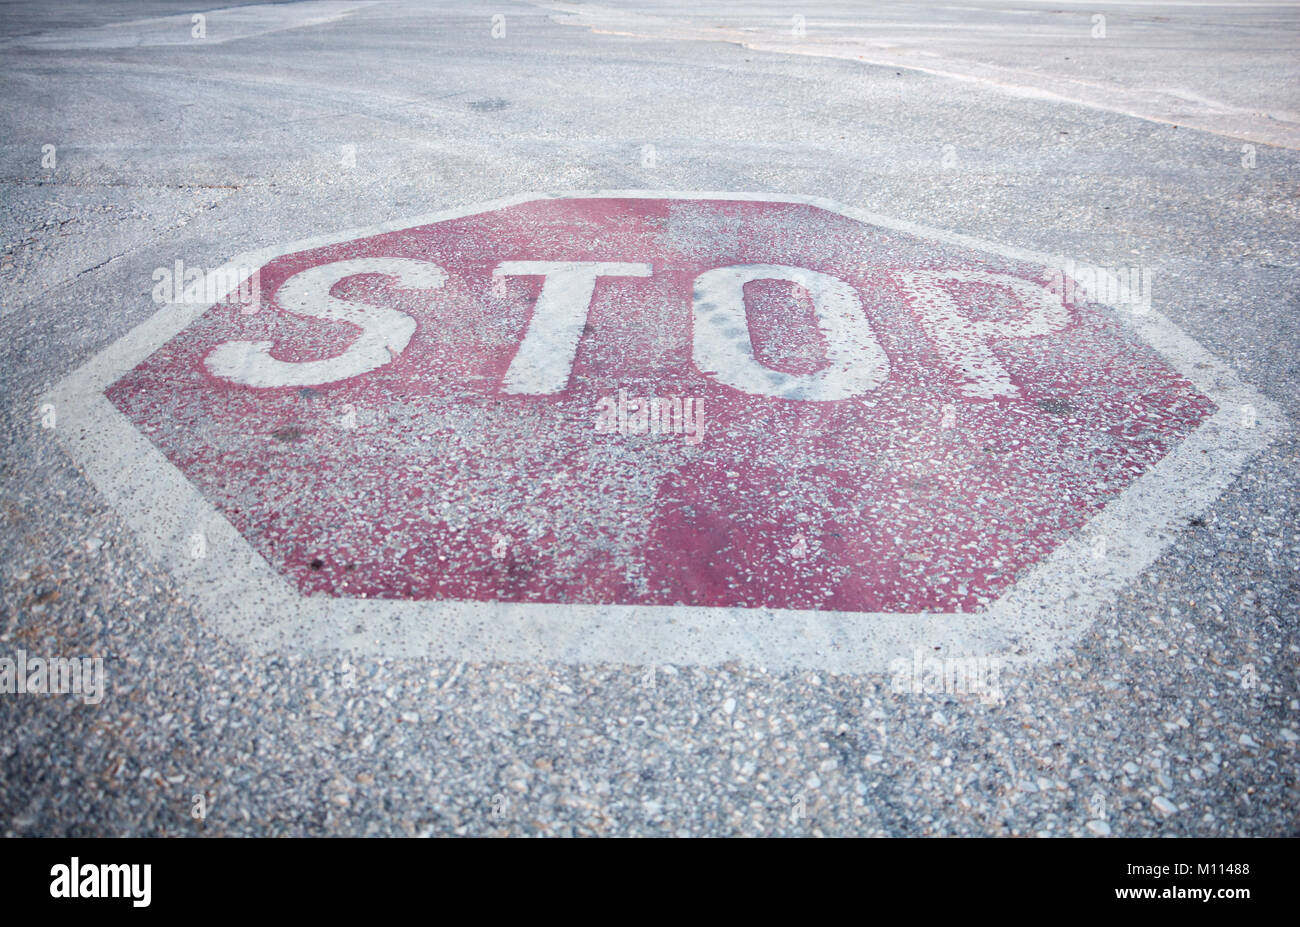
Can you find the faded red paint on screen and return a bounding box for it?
[106,198,1215,613]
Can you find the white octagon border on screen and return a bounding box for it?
[43,191,1286,673]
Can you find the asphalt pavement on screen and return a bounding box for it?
[0,0,1297,836]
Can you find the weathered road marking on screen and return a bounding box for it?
[44,192,1283,672]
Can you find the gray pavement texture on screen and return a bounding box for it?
[1,0,1298,836]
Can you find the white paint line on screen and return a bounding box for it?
[533,2,1300,149]
[1,1,380,50]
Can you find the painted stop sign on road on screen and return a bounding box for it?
[48,193,1278,670]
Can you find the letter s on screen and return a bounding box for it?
[205,257,445,388]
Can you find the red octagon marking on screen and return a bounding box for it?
[107,197,1214,614]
